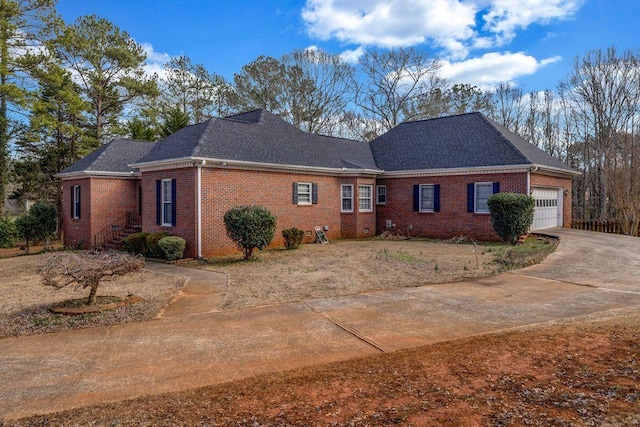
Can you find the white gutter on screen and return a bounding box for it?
[55,170,141,179]
[197,160,205,259]
[131,156,383,176]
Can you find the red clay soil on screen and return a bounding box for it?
[10,310,640,426]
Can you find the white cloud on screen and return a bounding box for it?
[302,0,477,58]
[438,52,561,90]
[482,0,583,45]
[339,46,365,64]
[142,42,171,64]
[141,42,171,80]
[301,0,583,59]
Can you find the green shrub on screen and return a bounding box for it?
[0,216,18,248]
[146,231,170,258]
[282,227,305,249]
[14,202,58,252]
[487,192,535,245]
[15,213,37,253]
[158,236,186,261]
[122,232,149,255]
[223,205,277,259]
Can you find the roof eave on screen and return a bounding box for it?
[55,170,140,180]
[131,156,383,176]
[531,164,582,177]
[381,164,533,178]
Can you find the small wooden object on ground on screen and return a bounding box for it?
[314,226,328,244]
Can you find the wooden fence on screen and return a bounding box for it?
[572,219,630,235]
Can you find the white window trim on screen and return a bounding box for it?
[341,184,353,213]
[72,185,80,219]
[376,185,386,205]
[161,178,173,226]
[297,182,312,206]
[475,182,493,214]
[419,184,435,213]
[359,185,373,212]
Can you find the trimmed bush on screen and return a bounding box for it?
[146,231,170,258]
[15,202,57,252]
[122,232,149,255]
[487,192,535,245]
[282,227,305,249]
[158,236,186,261]
[223,205,277,259]
[0,216,18,248]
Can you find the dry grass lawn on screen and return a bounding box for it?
[0,253,183,338]
[195,238,537,310]
[0,237,555,337]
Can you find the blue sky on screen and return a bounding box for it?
[55,0,639,93]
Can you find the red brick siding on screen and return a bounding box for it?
[376,172,528,241]
[61,177,138,248]
[63,167,573,257]
[339,177,376,239]
[200,168,372,257]
[530,173,573,228]
[61,178,91,248]
[141,168,198,258]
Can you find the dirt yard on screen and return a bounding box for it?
[196,238,552,310]
[9,309,640,426]
[0,254,183,338]
[0,237,554,337]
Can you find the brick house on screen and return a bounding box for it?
[57,109,578,258]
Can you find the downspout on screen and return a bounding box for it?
[197,160,205,259]
[527,165,539,195]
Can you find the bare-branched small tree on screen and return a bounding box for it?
[38,251,145,305]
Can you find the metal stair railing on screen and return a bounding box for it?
[93,212,142,249]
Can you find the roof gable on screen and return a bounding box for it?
[135,109,379,171]
[369,112,575,173]
[58,138,155,176]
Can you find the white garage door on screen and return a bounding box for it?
[532,187,559,230]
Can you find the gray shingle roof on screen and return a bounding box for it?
[370,112,575,173]
[58,138,155,175]
[134,109,379,170]
[62,110,575,178]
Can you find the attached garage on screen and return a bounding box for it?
[531,187,561,230]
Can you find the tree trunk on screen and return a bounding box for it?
[87,282,99,305]
[0,18,8,216]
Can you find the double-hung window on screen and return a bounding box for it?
[467,182,499,214]
[162,179,173,226]
[297,182,312,205]
[292,182,317,205]
[359,185,373,212]
[419,184,435,212]
[474,182,494,213]
[157,178,176,226]
[412,184,440,212]
[71,185,81,219]
[376,185,386,205]
[341,184,353,212]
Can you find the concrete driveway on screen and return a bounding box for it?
[1,228,640,420]
[521,228,640,292]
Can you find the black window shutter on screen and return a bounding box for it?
[156,180,161,225]
[467,183,475,212]
[292,182,298,204]
[70,186,74,217]
[312,183,318,204]
[412,185,419,211]
[493,182,500,194]
[77,186,81,218]
[434,184,440,212]
[171,179,177,226]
